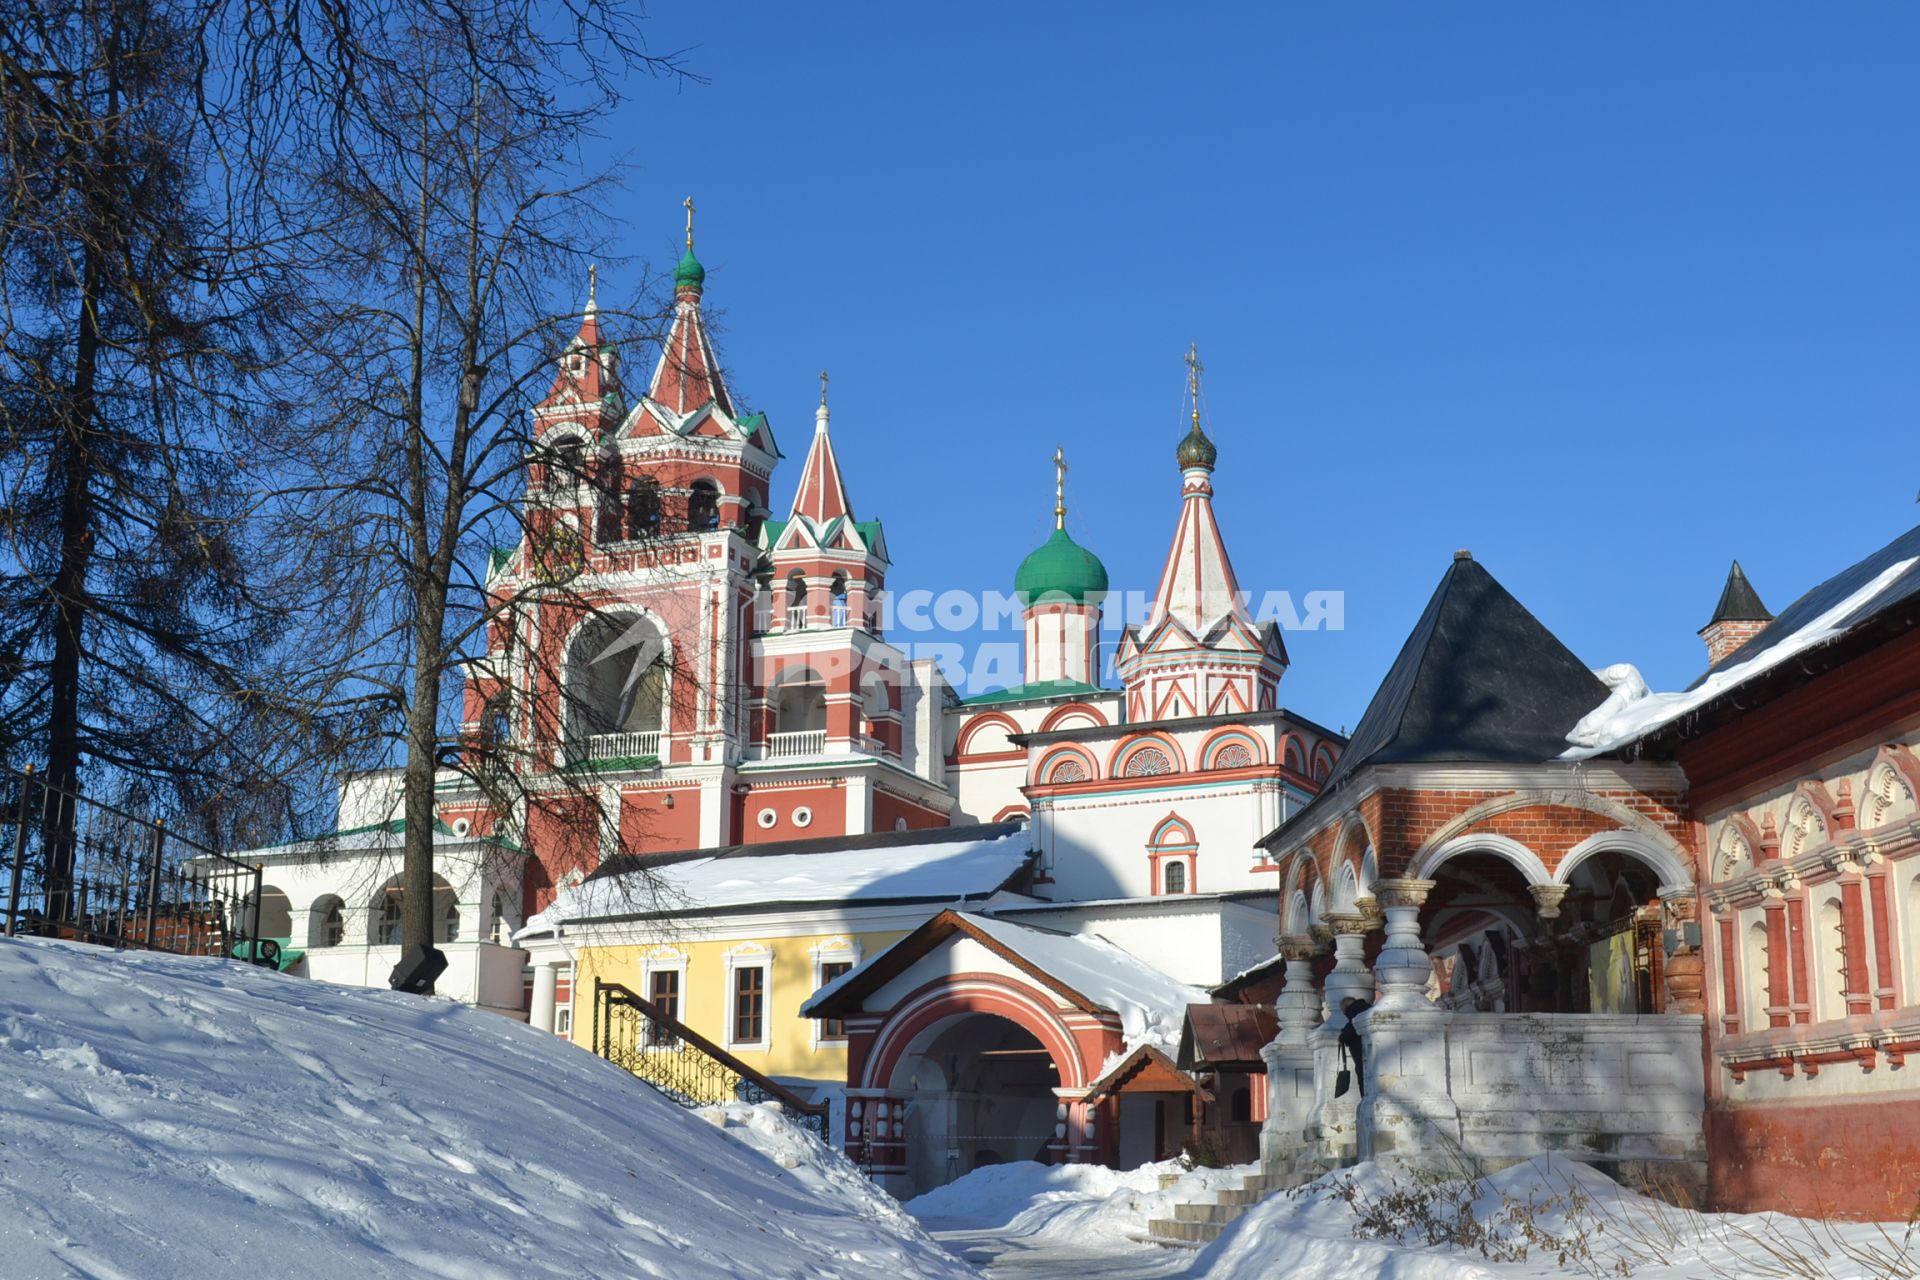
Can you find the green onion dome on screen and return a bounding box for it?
[1176,420,1217,470]
[1014,526,1110,606]
[674,249,705,289]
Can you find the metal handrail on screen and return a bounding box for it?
[593,979,831,1141]
[1,766,262,958]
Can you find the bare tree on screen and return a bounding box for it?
[246,1,697,957]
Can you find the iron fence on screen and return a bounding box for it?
[594,979,831,1142]
[0,766,265,960]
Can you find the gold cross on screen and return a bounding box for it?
[1053,446,1067,529]
[1185,343,1204,426]
[684,195,696,251]
[820,369,830,407]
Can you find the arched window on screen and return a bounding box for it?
[372,877,457,947]
[1164,860,1187,894]
[548,435,586,491]
[490,891,508,944]
[687,479,720,531]
[1283,740,1305,773]
[312,896,345,948]
[830,573,850,627]
[1229,1085,1252,1124]
[786,574,809,630]
[379,889,403,946]
[772,668,827,736]
[627,479,662,538]
[565,613,668,747]
[743,488,767,541]
[480,693,512,750]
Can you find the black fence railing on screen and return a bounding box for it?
[1,766,265,960]
[593,979,831,1143]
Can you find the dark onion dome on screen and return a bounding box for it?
[1014,527,1109,606]
[1176,420,1218,470]
[674,248,705,290]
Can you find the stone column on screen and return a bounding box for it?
[1308,913,1373,1164]
[1356,880,1460,1166]
[1371,878,1437,1012]
[1259,935,1323,1173]
[529,962,559,1033]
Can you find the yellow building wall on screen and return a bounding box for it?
[564,928,907,1090]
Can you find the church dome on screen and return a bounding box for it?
[1015,527,1109,606]
[674,249,706,289]
[1176,420,1217,470]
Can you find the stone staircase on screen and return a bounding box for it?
[1142,1167,1316,1248]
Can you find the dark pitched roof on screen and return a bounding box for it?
[586,820,1026,884]
[1294,551,1607,804]
[1704,560,1772,627]
[1691,522,1920,684]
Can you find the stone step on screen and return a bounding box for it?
[1173,1201,1244,1224]
[1143,1217,1226,1245]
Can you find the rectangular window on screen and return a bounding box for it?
[817,961,852,1041]
[648,968,681,1046]
[732,965,765,1046]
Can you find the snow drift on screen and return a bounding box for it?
[0,937,970,1280]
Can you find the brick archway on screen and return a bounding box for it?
[861,972,1099,1092]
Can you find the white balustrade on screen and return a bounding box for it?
[763,730,827,758]
[586,731,661,761]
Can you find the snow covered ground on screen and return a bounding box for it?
[0,936,972,1280]
[908,1155,1919,1279]
[1189,1156,1920,1279]
[906,1160,1243,1278]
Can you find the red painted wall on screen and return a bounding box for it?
[619,787,702,854]
[736,783,845,843]
[1709,1097,1920,1219]
[873,790,949,834]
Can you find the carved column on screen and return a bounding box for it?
[1371,878,1437,1011]
[1259,935,1323,1174]
[1322,912,1375,1019]
[1356,884,1459,1166]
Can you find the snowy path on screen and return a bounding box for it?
[931,1227,1195,1278]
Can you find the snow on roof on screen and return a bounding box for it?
[800,910,1207,1066]
[1563,553,1919,758]
[523,828,1031,933]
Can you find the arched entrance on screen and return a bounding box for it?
[1411,829,1687,1014]
[888,1012,1064,1196]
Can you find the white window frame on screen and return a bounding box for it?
[556,961,577,1039]
[808,937,862,1049]
[723,943,773,1053]
[642,946,690,1051]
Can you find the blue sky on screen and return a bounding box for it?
[584,4,1918,731]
